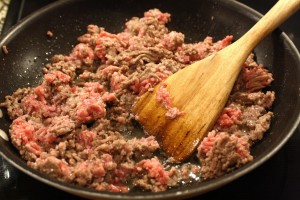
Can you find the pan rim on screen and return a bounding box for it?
[0,0,299,199]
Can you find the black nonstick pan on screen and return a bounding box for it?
[0,0,299,199]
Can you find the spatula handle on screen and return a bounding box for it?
[237,0,300,55]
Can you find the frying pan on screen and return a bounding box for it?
[0,0,299,199]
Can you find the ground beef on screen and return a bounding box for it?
[0,9,274,192]
[156,82,185,119]
[197,131,253,180]
[197,58,275,179]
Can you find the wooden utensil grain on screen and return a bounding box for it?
[133,0,300,162]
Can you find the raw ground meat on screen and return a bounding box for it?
[156,82,185,119]
[0,9,274,192]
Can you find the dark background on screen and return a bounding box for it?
[0,0,299,199]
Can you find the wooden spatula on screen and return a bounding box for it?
[132,0,300,162]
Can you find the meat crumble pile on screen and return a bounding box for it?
[0,9,274,192]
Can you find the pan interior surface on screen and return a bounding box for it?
[0,0,299,199]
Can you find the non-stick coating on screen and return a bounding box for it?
[0,0,299,199]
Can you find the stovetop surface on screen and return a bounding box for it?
[0,0,299,199]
